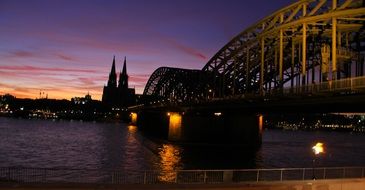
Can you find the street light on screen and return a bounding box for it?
[312,142,324,180]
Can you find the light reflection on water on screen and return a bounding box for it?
[1,117,365,171]
[122,125,140,171]
[157,144,182,182]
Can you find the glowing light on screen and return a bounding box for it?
[214,112,222,116]
[258,114,263,134]
[168,112,182,141]
[312,142,324,155]
[167,112,171,116]
[130,112,137,124]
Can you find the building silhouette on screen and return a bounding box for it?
[102,56,135,107]
[71,92,92,105]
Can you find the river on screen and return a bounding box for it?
[0,117,364,171]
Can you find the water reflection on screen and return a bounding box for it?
[157,144,182,182]
[127,125,137,133]
[122,125,143,171]
[178,145,258,169]
[1,117,365,172]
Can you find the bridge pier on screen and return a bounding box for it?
[131,110,262,147]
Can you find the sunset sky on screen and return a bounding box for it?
[0,0,294,100]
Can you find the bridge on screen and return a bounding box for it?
[131,0,365,145]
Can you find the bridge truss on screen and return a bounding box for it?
[143,67,216,102]
[144,0,365,102]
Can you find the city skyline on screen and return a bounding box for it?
[0,0,294,100]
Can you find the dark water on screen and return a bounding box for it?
[0,117,365,171]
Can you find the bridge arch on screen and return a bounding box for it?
[202,0,365,96]
[143,67,216,102]
[143,0,365,102]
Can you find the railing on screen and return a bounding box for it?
[0,167,364,185]
[282,76,365,95]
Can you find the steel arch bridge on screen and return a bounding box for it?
[143,67,216,102]
[143,0,365,103]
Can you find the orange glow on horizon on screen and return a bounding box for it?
[0,89,103,101]
[1,84,146,101]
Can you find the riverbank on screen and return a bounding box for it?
[1,178,364,190]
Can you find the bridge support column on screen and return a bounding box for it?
[135,109,262,147]
[167,112,182,141]
[181,111,262,146]
[135,110,169,139]
[130,112,138,125]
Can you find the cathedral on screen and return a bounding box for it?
[102,56,135,107]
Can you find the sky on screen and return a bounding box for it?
[0,0,295,100]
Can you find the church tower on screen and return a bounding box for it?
[108,56,117,87]
[118,57,128,90]
[102,56,118,106]
[102,55,135,108]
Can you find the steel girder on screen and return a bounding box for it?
[143,67,216,102]
[202,0,365,96]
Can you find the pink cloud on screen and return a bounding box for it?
[56,53,78,61]
[78,77,97,86]
[147,30,208,61]
[0,70,17,77]
[165,38,207,60]
[129,74,150,83]
[0,65,97,73]
[10,50,35,58]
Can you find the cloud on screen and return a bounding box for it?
[10,50,35,58]
[0,70,18,77]
[0,83,39,99]
[148,31,208,61]
[5,49,84,67]
[56,53,78,61]
[129,74,150,83]
[78,77,96,86]
[13,87,32,93]
[0,82,15,89]
[0,65,97,73]
[165,38,207,60]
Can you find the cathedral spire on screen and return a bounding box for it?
[111,56,116,72]
[118,56,128,89]
[103,55,135,107]
[122,56,127,75]
[107,56,117,87]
